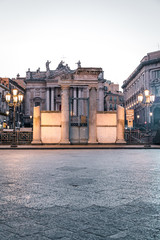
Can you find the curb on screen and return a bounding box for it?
[0,145,160,150]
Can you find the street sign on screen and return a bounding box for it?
[127,120,133,128]
[126,109,134,121]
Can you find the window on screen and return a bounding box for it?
[35,102,40,107]
[114,96,117,102]
[152,70,160,79]
[114,104,117,110]
[109,104,112,110]
[110,96,112,101]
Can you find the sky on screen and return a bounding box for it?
[0,0,160,88]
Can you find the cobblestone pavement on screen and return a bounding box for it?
[0,149,160,240]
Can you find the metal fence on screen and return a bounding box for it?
[124,129,156,145]
[0,131,33,145]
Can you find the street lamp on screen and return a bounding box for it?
[150,112,153,127]
[6,110,9,129]
[6,110,9,116]
[5,89,24,147]
[137,90,155,124]
[138,90,155,104]
[137,89,155,147]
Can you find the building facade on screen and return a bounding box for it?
[122,50,160,128]
[0,77,26,129]
[0,78,10,128]
[24,61,106,124]
[9,77,25,128]
[24,61,125,144]
[104,80,124,111]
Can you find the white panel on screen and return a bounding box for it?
[41,127,61,143]
[97,127,117,143]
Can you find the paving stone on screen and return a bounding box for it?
[109,230,128,238]
[83,225,118,237]
[6,220,50,237]
[0,231,22,240]
[22,233,53,240]
[43,227,73,239]
[0,149,160,240]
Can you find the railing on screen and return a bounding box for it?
[0,131,33,145]
[125,129,155,145]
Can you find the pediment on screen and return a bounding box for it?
[151,78,160,85]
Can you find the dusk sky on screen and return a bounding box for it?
[0,0,160,88]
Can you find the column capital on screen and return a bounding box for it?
[98,86,104,90]
[88,84,98,90]
[61,84,70,90]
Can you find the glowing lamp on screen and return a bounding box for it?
[138,93,143,103]
[150,94,155,103]
[13,96,18,103]
[5,93,11,103]
[144,89,149,97]
[18,93,23,103]
[146,96,150,104]
[13,89,18,96]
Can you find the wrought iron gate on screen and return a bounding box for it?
[69,98,89,144]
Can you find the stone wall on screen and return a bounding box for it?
[41,111,61,144]
[96,112,117,143]
[32,106,125,144]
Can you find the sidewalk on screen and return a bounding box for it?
[0,144,160,149]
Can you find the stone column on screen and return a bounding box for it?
[81,88,84,115]
[88,86,97,144]
[25,88,30,115]
[78,87,82,116]
[73,88,77,116]
[32,106,42,144]
[60,85,70,144]
[51,88,54,111]
[116,105,126,144]
[98,85,104,111]
[46,88,50,111]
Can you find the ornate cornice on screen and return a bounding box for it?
[122,58,160,89]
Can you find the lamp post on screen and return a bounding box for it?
[137,114,140,127]
[5,89,24,147]
[150,112,153,126]
[6,110,9,129]
[138,89,155,148]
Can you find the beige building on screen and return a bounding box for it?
[9,76,25,128]
[104,80,124,111]
[24,61,125,144]
[0,76,26,129]
[25,61,105,119]
[122,50,160,127]
[0,78,9,127]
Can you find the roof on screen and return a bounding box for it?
[11,78,26,90]
[0,78,10,88]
